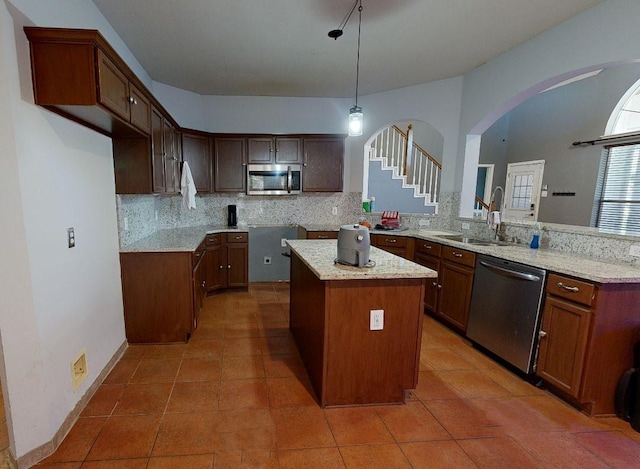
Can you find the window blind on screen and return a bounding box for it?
[596,143,640,235]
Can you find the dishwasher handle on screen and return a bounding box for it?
[479,260,542,282]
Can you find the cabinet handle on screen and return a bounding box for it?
[228,265,231,269]
[423,244,431,249]
[432,281,438,287]
[452,252,463,258]
[386,238,397,243]
[219,265,224,269]
[233,235,243,240]
[437,284,442,290]
[539,330,547,338]
[201,281,206,287]
[128,97,138,105]
[557,282,579,293]
[317,235,328,239]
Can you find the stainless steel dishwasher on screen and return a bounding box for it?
[466,254,547,374]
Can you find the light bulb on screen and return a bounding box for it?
[349,106,363,136]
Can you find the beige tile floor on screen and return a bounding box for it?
[32,282,640,468]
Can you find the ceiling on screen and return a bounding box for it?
[92,0,602,99]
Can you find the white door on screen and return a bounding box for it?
[503,160,545,221]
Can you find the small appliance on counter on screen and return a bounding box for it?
[227,204,237,227]
[336,224,371,267]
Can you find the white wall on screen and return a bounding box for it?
[1,0,126,459]
[458,0,640,217]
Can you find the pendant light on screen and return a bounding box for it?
[329,0,364,137]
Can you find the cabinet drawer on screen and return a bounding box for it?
[415,239,442,257]
[206,234,221,247]
[307,231,338,240]
[376,235,408,248]
[441,246,475,268]
[227,232,248,243]
[546,273,596,307]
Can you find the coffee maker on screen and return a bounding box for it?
[227,205,237,227]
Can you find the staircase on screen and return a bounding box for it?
[368,125,441,210]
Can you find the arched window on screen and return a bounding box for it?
[593,81,640,234]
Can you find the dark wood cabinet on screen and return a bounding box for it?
[413,240,442,313]
[192,243,208,329]
[182,130,212,192]
[226,233,249,288]
[437,258,475,332]
[371,234,414,259]
[302,137,345,192]
[537,295,591,399]
[214,137,246,192]
[206,232,248,291]
[151,107,181,193]
[120,251,194,343]
[25,28,151,136]
[247,136,300,164]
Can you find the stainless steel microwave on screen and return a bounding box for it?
[246,164,302,195]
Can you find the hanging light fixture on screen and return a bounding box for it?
[329,0,364,137]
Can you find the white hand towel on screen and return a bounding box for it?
[488,210,501,229]
[180,161,197,210]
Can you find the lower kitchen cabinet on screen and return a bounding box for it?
[536,272,640,416]
[120,251,194,343]
[192,244,208,329]
[413,240,442,313]
[206,232,249,292]
[371,234,414,259]
[437,250,475,333]
[537,295,591,398]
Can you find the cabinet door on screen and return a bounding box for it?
[151,108,166,193]
[302,138,344,192]
[97,50,129,121]
[537,296,592,398]
[227,243,248,287]
[247,137,274,163]
[193,253,208,329]
[275,137,301,163]
[214,138,246,192]
[414,254,440,313]
[182,132,212,192]
[129,84,151,134]
[206,245,225,291]
[437,261,474,332]
[164,121,181,193]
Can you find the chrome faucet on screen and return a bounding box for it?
[490,186,505,241]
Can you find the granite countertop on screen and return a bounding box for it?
[120,225,247,253]
[383,229,640,284]
[287,239,437,281]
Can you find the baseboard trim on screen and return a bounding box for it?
[14,340,128,469]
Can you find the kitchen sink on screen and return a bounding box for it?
[435,235,507,246]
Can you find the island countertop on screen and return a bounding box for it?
[287,239,437,281]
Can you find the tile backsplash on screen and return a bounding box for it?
[116,191,640,265]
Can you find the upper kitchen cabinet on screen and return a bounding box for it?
[182,130,212,193]
[151,108,181,193]
[24,27,151,136]
[302,136,345,192]
[247,136,301,164]
[214,137,247,192]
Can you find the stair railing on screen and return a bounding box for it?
[370,125,442,204]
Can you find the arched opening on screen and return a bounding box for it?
[461,62,640,228]
[363,119,444,214]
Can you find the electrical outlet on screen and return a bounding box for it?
[332,206,338,215]
[67,227,75,248]
[281,238,287,247]
[71,350,88,391]
[370,309,384,331]
[155,210,158,220]
[123,216,129,231]
[263,256,272,265]
[461,222,470,230]
[418,219,430,227]
[630,245,640,257]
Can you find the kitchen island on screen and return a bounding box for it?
[287,239,437,407]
